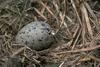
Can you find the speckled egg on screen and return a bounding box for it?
[15,21,54,50]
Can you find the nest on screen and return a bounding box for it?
[0,0,100,67]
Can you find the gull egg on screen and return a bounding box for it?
[15,21,54,50]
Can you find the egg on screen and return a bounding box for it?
[15,21,54,50]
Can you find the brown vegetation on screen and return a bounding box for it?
[0,0,100,67]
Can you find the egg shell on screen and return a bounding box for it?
[16,21,54,50]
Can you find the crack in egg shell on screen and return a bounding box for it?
[16,21,54,50]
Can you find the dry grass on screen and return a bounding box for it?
[0,0,100,67]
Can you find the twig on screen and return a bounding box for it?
[56,45,100,54]
[11,46,26,57]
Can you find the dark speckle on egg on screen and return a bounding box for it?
[28,29,31,32]
[35,33,38,35]
[41,31,44,33]
[20,31,25,34]
[33,27,36,29]
[41,28,50,31]
[46,28,50,31]
[38,39,42,41]
[21,40,24,42]
[41,37,44,39]
[20,36,23,39]
[25,41,28,45]
[41,23,45,26]
[27,35,30,38]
